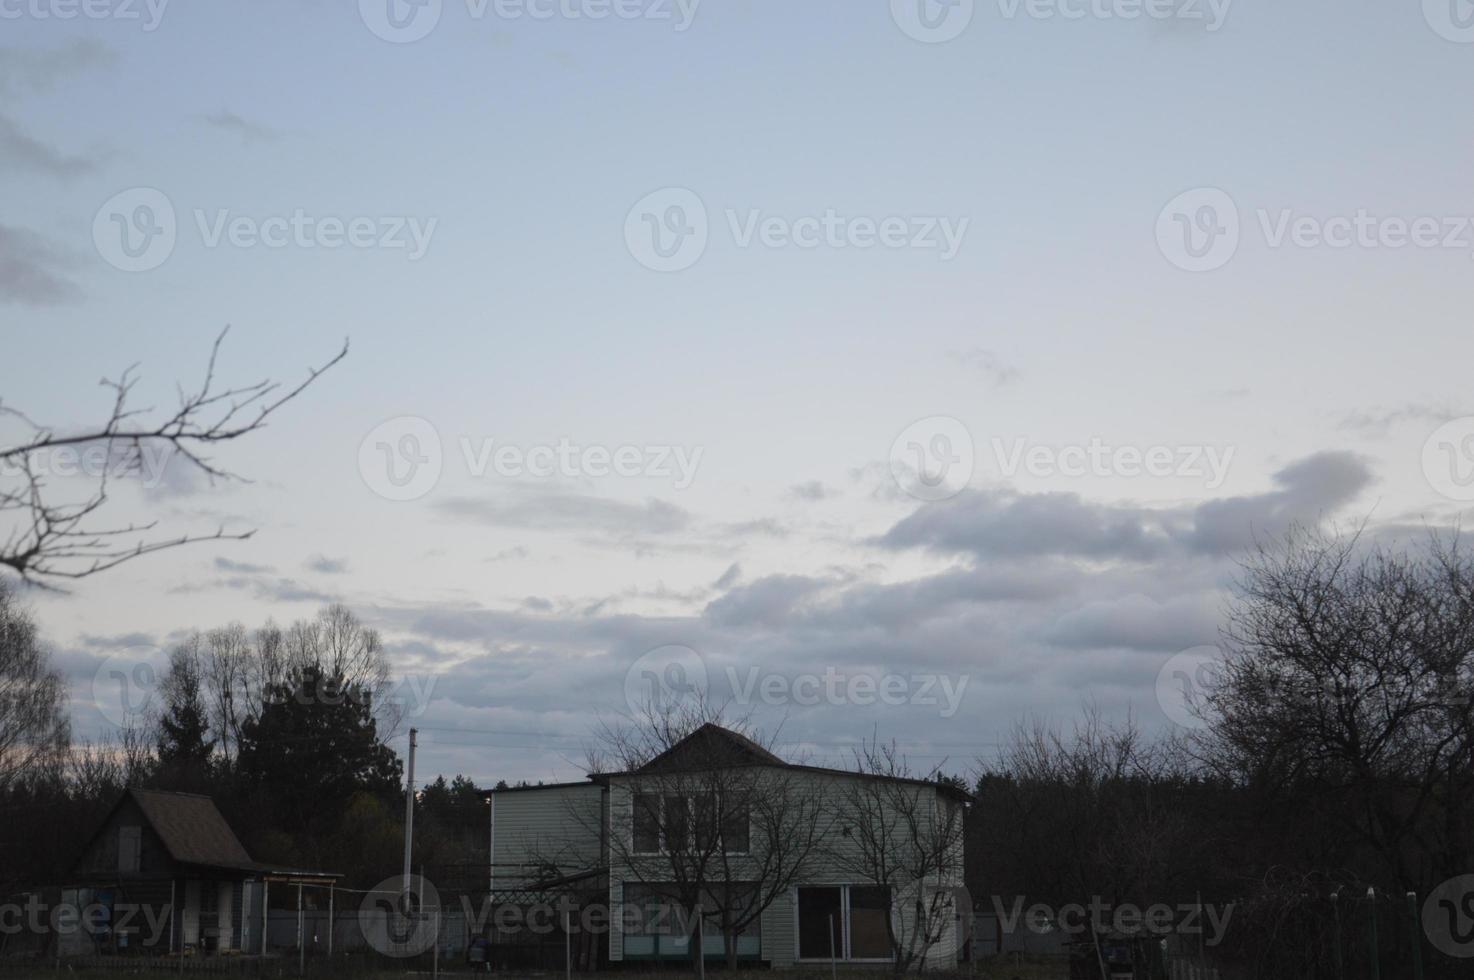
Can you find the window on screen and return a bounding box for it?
[848,886,893,959]
[632,793,750,854]
[633,794,661,853]
[797,885,893,961]
[797,887,843,960]
[118,826,141,873]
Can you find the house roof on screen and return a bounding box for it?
[130,789,256,870]
[75,789,341,880]
[599,723,975,802]
[635,722,786,773]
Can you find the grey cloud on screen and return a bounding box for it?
[1187,451,1373,555]
[0,40,116,95]
[1338,402,1463,437]
[214,557,274,574]
[198,109,278,143]
[1043,592,1221,652]
[880,489,1176,561]
[788,480,833,501]
[0,115,99,178]
[435,490,690,537]
[712,563,742,590]
[0,224,81,304]
[881,451,1373,561]
[306,554,349,574]
[704,574,833,630]
[78,631,158,650]
[948,348,1020,387]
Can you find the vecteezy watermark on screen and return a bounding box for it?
[92,188,436,272]
[994,0,1231,30]
[92,648,164,728]
[624,188,969,272]
[623,645,969,718]
[991,896,1235,947]
[890,416,974,502]
[0,897,173,944]
[1422,417,1474,503]
[1158,187,1474,272]
[1156,646,1225,730]
[1155,188,1240,273]
[625,644,710,714]
[727,666,970,719]
[989,437,1235,489]
[1424,0,1474,43]
[358,416,705,501]
[0,441,177,491]
[891,0,975,43]
[0,0,168,30]
[360,875,441,958]
[1423,875,1474,958]
[359,0,699,43]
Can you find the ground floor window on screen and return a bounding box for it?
[797,885,893,961]
[622,883,761,960]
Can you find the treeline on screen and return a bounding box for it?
[0,596,487,893]
[970,528,1474,979]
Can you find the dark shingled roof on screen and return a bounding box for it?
[636,722,786,773]
[129,789,256,870]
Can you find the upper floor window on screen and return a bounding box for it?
[632,793,750,855]
[118,825,141,873]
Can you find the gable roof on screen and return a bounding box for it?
[129,789,255,870]
[607,723,974,803]
[636,722,786,773]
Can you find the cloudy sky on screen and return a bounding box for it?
[4,0,1474,785]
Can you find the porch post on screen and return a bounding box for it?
[328,884,335,956]
[261,879,269,955]
[297,883,304,976]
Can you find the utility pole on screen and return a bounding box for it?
[402,728,418,907]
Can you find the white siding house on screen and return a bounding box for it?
[486,724,971,970]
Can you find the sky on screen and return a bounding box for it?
[4,0,1474,785]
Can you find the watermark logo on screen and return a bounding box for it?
[990,438,1235,488]
[891,0,974,43]
[360,0,443,42]
[93,187,177,273]
[992,896,1234,947]
[625,188,709,272]
[0,441,177,491]
[994,0,1231,31]
[1424,0,1474,43]
[625,189,969,271]
[623,645,969,717]
[1424,875,1474,957]
[1422,417,1474,502]
[1156,645,1224,729]
[890,416,974,501]
[0,0,169,30]
[94,188,436,272]
[359,416,444,502]
[625,644,708,714]
[360,875,441,958]
[1156,188,1239,272]
[91,648,163,727]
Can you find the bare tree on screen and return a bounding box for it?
[828,737,967,976]
[0,327,347,585]
[0,577,68,792]
[1202,525,1474,889]
[571,699,828,970]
